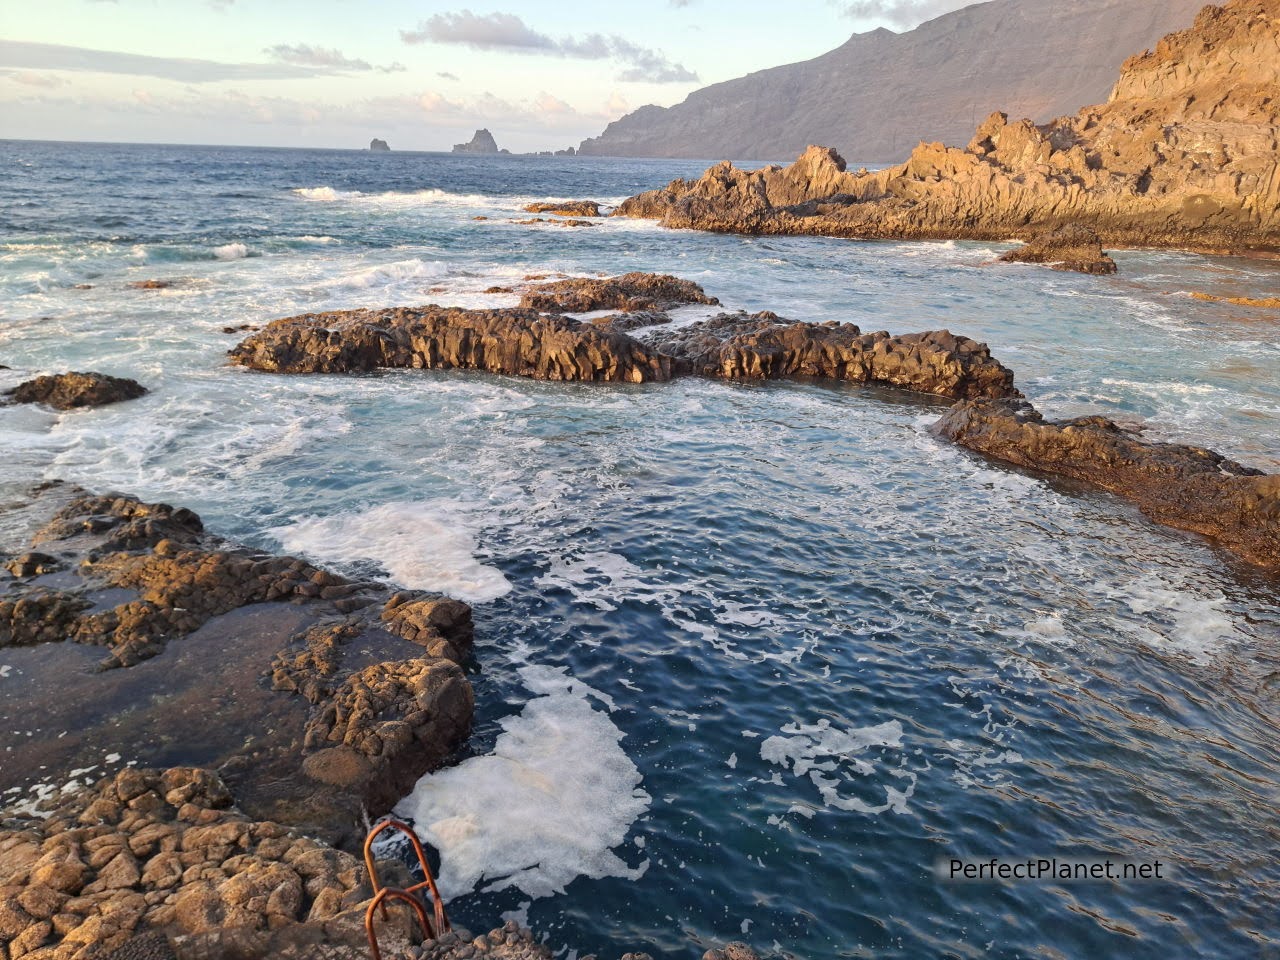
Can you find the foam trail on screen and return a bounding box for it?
[395,664,650,900]
[213,243,249,260]
[268,501,511,604]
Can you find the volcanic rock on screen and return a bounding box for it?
[521,201,602,217]
[998,224,1118,274]
[6,372,148,410]
[369,139,390,152]
[614,0,1280,255]
[228,305,675,383]
[518,272,718,313]
[934,398,1279,569]
[452,129,500,155]
[644,312,1020,400]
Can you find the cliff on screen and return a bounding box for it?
[614,0,1280,254]
[578,0,1206,162]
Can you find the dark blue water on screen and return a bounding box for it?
[2,140,1280,960]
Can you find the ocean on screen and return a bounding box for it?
[2,139,1279,960]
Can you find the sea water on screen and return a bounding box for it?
[2,140,1280,960]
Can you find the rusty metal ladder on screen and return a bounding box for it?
[363,819,451,960]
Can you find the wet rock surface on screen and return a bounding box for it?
[643,312,1020,400]
[614,1,1280,255]
[997,224,1118,275]
[6,374,148,411]
[521,201,602,217]
[228,305,674,384]
[0,488,475,845]
[934,398,1280,570]
[517,273,719,313]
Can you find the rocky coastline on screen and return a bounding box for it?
[612,0,1280,258]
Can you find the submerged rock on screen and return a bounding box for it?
[228,305,674,383]
[997,224,1118,274]
[613,1,1280,256]
[1190,292,1280,309]
[518,272,719,313]
[6,372,148,410]
[522,200,602,217]
[644,312,1020,400]
[934,398,1279,570]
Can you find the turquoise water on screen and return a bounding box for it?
[2,140,1280,959]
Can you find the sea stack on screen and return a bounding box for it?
[452,128,501,154]
[369,138,390,152]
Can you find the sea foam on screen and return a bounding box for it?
[269,501,511,604]
[395,664,650,900]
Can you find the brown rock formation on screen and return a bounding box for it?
[511,218,596,227]
[644,312,1020,400]
[228,306,674,383]
[1190,292,1280,308]
[0,489,474,844]
[521,201,602,217]
[997,224,1118,274]
[518,272,719,313]
[614,0,1280,255]
[6,373,148,411]
[934,398,1279,569]
[228,275,1023,400]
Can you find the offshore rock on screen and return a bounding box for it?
[522,200,601,217]
[228,305,674,383]
[614,0,1280,255]
[997,224,1118,274]
[452,129,500,155]
[6,373,148,411]
[643,312,1021,400]
[934,398,1280,569]
[1190,292,1280,309]
[369,138,390,152]
[518,272,719,313]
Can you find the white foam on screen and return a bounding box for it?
[396,664,650,900]
[1110,577,1244,663]
[213,242,249,260]
[0,665,12,679]
[269,501,511,604]
[761,718,915,816]
[293,186,343,201]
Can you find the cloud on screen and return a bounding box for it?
[838,0,977,28]
[1,70,68,88]
[437,71,460,81]
[400,11,698,84]
[265,43,405,73]
[0,39,385,83]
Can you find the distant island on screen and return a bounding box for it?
[452,128,508,155]
[369,138,390,152]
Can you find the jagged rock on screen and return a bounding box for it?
[6,373,148,410]
[129,280,173,290]
[590,311,672,334]
[998,224,1118,274]
[512,218,595,227]
[369,139,390,152]
[3,552,62,578]
[518,273,718,313]
[521,201,601,217]
[934,398,1280,569]
[614,0,1280,256]
[452,129,500,155]
[228,306,675,384]
[644,312,1020,399]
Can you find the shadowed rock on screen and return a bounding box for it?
[644,312,1020,400]
[614,1,1280,256]
[6,372,148,410]
[522,200,601,217]
[518,272,719,313]
[228,305,674,383]
[590,311,672,334]
[934,398,1279,569]
[998,224,1118,274]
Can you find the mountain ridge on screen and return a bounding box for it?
[579,0,1208,162]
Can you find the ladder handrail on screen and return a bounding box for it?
[363,818,452,960]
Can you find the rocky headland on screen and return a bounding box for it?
[613,0,1280,257]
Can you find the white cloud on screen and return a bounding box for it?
[400,10,698,84]
[839,0,978,29]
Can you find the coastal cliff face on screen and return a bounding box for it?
[615,0,1280,254]
[578,0,1205,163]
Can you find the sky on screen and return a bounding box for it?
[1,1,981,151]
